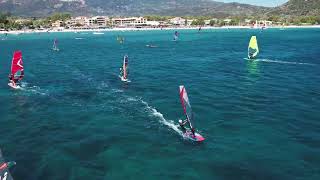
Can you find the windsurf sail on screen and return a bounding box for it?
[0,149,15,180]
[179,85,194,130]
[173,31,179,41]
[122,55,129,79]
[248,36,259,59]
[53,39,59,51]
[10,51,24,82]
[117,36,124,44]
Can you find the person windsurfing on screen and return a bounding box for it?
[119,55,129,81]
[178,119,188,133]
[173,31,179,41]
[179,85,205,142]
[53,38,59,51]
[119,67,124,77]
[0,149,16,180]
[248,36,259,59]
[8,51,24,88]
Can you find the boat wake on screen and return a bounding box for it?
[244,58,315,66]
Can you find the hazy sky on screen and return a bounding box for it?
[215,0,289,7]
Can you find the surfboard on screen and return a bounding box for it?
[184,130,205,142]
[8,83,21,89]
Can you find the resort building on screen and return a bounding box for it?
[51,20,64,27]
[169,17,186,26]
[146,21,160,27]
[111,17,147,27]
[66,16,87,27]
[186,19,194,26]
[87,16,110,27]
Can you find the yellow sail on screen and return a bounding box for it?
[248,36,259,59]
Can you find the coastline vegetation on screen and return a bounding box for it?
[0,12,319,31]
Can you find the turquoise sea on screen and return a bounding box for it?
[0,28,319,180]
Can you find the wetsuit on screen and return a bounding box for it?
[119,68,123,76]
[9,71,24,85]
[179,120,188,133]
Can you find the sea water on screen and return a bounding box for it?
[0,28,319,180]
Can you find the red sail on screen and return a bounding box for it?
[11,51,24,76]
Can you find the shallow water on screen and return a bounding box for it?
[0,28,319,180]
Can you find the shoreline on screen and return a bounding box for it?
[1,25,320,34]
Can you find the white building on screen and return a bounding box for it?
[87,16,109,27]
[51,20,64,27]
[146,21,160,27]
[112,17,147,27]
[186,19,194,26]
[66,16,87,27]
[169,17,186,26]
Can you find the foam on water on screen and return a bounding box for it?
[140,99,184,137]
[244,58,315,65]
[19,82,48,96]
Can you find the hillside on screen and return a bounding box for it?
[268,0,320,16]
[0,0,269,17]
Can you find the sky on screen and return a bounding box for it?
[215,0,289,7]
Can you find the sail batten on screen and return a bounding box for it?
[248,36,259,59]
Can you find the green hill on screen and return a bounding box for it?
[269,0,320,16]
[0,0,268,17]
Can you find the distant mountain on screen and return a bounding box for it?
[268,0,320,16]
[0,0,269,17]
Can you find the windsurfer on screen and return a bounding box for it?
[119,67,123,77]
[179,119,196,137]
[8,74,16,87]
[249,52,254,59]
[8,71,23,87]
[178,119,188,133]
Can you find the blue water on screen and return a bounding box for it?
[0,28,319,180]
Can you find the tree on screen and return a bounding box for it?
[47,13,71,22]
[191,19,205,26]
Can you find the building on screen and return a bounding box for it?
[51,20,64,28]
[88,16,109,27]
[111,17,147,27]
[146,21,160,27]
[223,18,232,24]
[169,17,186,26]
[186,19,194,26]
[66,16,87,27]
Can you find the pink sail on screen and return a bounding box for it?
[122,55,128,79]
[179,85,194,129]
[11,51,24,78]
